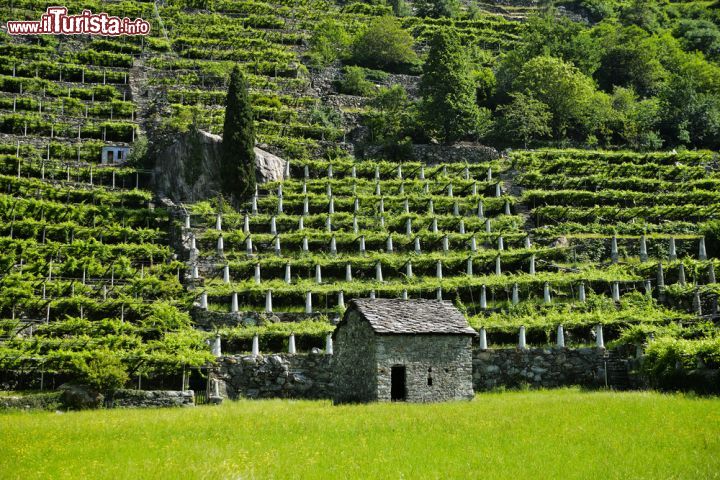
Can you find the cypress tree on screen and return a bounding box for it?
[419,30,484,144]
[221,66,256,203]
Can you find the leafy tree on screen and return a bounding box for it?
[474,67,496,106]
[307,19,351,68]
[351,16,418,73]
[419,30,489,143]
[512,55,603,139]
[610,86,663,150]
[389,0,411,16]
[596,31,667,97]
[576,0,616,22]
[221,66,256,203]
[127,135,149,169]
[658,74,720,149]
[365,84,414,143]
[517,12,603,76]
[496,92,552,148]
[674,20,720,60]
[620,0,667,32]
[415,0,459,18]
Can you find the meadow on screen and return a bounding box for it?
[1,388,719,479]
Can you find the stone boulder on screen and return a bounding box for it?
[153,129,287,202]
[59,384,104,410]
[254,147,287,183]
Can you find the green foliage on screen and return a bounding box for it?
[674,20,720,60]
[351,16,419,73]
[389,0,411,16]
[415,0,460,19]
[364,85,416,153]
[307,19,351,68]
[620,0,668,33]
[596,32,667,97]
[338,67,376,96]
[419,30,491,143]
[496,92,552,148]
[658,73,720,149]
[127,136,149,169]
[643,336,720,393]
[221,66,256,203]
[473,67,496,105]
[75,351,129,394]
[512,55,611,141]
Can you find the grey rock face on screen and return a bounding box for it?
[153,129,286,202]
[254,147,287,183]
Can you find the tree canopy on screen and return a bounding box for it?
[419,30,490,143]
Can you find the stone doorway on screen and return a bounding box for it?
[391,365,406,401]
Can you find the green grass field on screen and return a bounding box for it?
[1,389,719,479]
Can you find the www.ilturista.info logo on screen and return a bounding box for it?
[6,7,151,36]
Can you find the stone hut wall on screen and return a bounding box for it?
[333,311,378,403]
[375,334,474,402]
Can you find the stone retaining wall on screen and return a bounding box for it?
[0,390,194,409]
[214,353,333,399]
[473,347,607,390]
[110,389,195,408]
[214,347,613,400]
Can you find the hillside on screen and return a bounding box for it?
[0,0,719,393]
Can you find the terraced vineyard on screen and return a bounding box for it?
[0,0,718,392]
[184,151,718,351]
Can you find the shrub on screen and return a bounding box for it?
[351,16,419,73]
[338,66,376,96]
[76,351,129,394]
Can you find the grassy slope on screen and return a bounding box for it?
[1,389,719,479]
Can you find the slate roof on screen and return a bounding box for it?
[346,298,477,335]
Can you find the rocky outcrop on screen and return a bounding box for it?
[153,129,223,201]
[254,147,287,183]
[153,129,287,202]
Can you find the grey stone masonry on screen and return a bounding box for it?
[215,353,333,400]
[473,347,607,390]
[375,334,474,402]
[111,389,195,408]
[333,310,378,403]
[333,299,476,403]
[212,347,624,402]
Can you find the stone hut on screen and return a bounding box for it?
[101,145,131,164]
[333,298,476,403]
